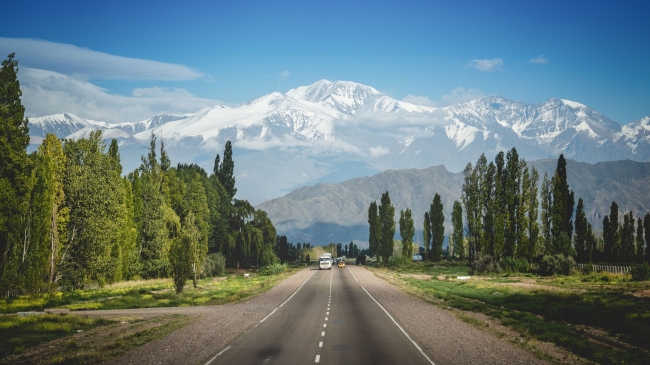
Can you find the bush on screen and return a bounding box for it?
[202,253,227,278]
[500,257,530,273]
[261,263,288,276]
[470,253,501,275]
[538,254,575,276]
[388,255,412,267]
[580,263,594,275]
[631,263,650,281]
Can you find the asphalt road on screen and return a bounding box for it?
[203,265,435,365]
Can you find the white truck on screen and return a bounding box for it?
[319,253,333,270]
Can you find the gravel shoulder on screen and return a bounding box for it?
[104,267,317,365]
[348,265,550,365]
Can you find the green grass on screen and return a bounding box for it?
[373,263,650,365]
[0,269,297,314]
[0,314,113,358]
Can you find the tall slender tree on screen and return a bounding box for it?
[217,141,237,199]
[368,201,381,256]
[399,209,414,258]
[637,217,645,263]
[378,191,395,265]
[422,212,431,260]
[430,193,445,262]
[644,213,650,261]
[540,172,553,254]
[574,198,588,263]
[451,200,464,260]
[0,53,33,290]
[551,154,575,256]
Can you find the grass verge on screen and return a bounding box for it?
[370,263,650,365]
[1,314,191,365]
[1,268,298,314]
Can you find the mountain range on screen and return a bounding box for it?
[27,80,650,205]
[257,159,650,246]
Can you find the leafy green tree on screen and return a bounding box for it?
[452,200,464,260]
[540,172,553,255]
[574,198,588,263]
[368,201,381,257]
[603,201,620,263]
[621,211,635,263]
[60,131,125,287]
[422,212,431,260]
[399,209,414,258]
[0,53,33,290]
[551,154,574,256]
[643,213,650,262]
[503,148,521,258]
[170,212,198,295]
[378,191,395,265]
[462,162,480,261]
[430,193,444,262]
[214,141,237,199]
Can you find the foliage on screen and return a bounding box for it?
[429,193,444,262]
[538,254,575,276]
[399,208,414,258]
[631,263,650,281]
[499,257,530,273]
[469,253,501,274]
[378,191,396,265]
[261,263,287,276]
[202,252,227,277]
[388,254,412,267]
[451,200,464,260]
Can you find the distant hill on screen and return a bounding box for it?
[257,159,650,247]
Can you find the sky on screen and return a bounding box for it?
[0,0,648,124]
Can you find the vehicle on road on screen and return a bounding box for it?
[319,256,332,270]
[338,260,346,268]
[356,255,366,265]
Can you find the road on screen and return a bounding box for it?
[203,265,435,365]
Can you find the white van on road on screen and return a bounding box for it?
[319,257,332,270]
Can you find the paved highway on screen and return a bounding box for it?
[203,265,435,365]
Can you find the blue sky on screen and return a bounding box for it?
[1,0,648,124]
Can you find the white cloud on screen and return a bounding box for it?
[279,71,290,80]
[369,146,389,157]
[402,87,485,108]
[0,38,205,81]
[467,58,504,72]
[20,67,221,123]
[529,55,549,64]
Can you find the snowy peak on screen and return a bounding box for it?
[29,113,109,137]
[287,80,382,115]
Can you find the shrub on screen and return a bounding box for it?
[500,257,530,273]
[631,263,650,281]
[202,253,227,278]
[580,263,594,275]
[470,253,501,275]
[261,263,287,276]
[388,255,412,267]
[538,254,575,276]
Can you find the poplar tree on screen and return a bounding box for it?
[574,198,588,263]
[621,212,635,263]
[492,152,506,259]
[604,201,620,263]
[430,193,444,262]
[399,209,414,258]
[551,154,574,256]
[452,200,464,260]
[540,172,553,254]
[0,53,33,290]
[525,167,540,262]
[503,148,521,258]
[215,141,237,199]
[422,212,431,260]
[462,162,480,261]
[637,218,645,263]
[378,191,395,265]
[368,201,381,256]
[643,213,650,262]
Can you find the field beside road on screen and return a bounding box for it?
[370,261,650,365]
[0,266,299,364]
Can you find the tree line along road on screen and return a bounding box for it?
[203,265,436,365]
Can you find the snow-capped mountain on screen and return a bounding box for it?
[27,80,650,204]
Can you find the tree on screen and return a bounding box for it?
[540,172,553,254]
[60,131,126,287]
[462,162,480,261]
[524,167,540,263]
[643,213,650,262]
[422,212,431,260]
[430,193,444,262]
[452,201,464,260]
[0,53,33,290]
[215,141,237,199]
[574,198,588,263]
[604,201,620,263]
[503,148,521,258]
[170,213,198,295]
[621,212,635,263]
[637,218,645,263]
[378,191,395,265]
[368,201,381,256]
[399,209,414,258]
[550,154,574,256]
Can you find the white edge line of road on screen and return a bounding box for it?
[261,269,317,322]
[347,266,436,365]
[203,346,231,365]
